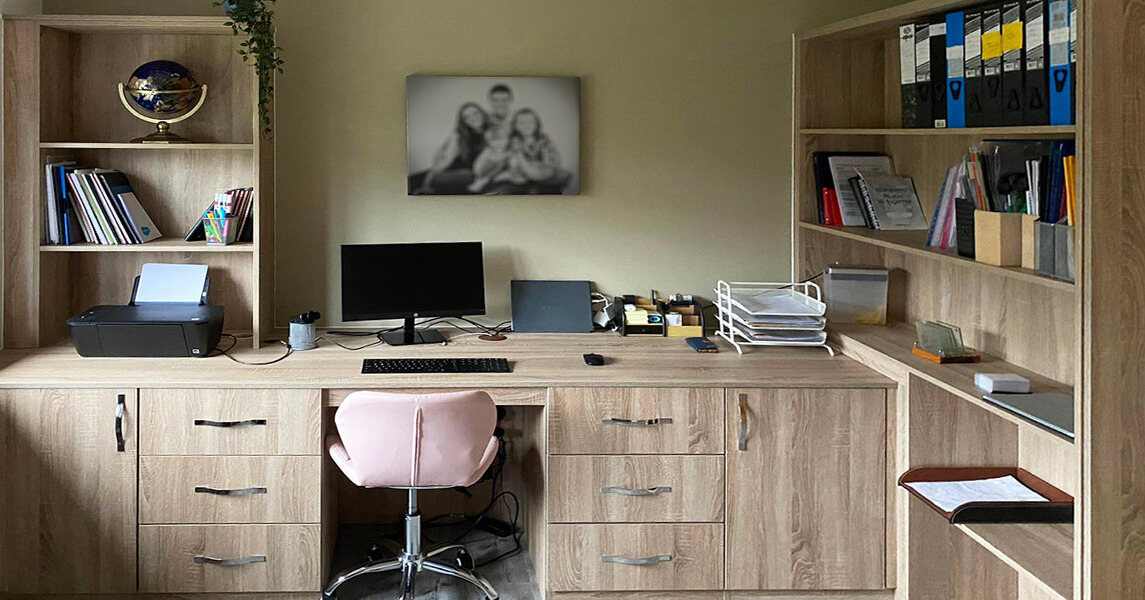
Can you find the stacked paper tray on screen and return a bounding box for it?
[715,281,834,356]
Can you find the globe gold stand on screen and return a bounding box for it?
[118,83,208,144]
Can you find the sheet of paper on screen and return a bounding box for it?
[134,263,208,304]
[904,475,1048,513]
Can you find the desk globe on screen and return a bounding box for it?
[117,60,208,143]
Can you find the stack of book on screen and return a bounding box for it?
[812,152,928,231]
[44,156,161,246]
[926,139,1076,250]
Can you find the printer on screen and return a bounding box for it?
[67,263,224,358]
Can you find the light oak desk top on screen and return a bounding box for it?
[0,332,893,392]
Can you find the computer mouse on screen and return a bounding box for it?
[583,353,605,366]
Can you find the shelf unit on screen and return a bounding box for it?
[789,1,1124,598]
[3,15,275,348]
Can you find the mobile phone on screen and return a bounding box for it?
[686,337,719,353]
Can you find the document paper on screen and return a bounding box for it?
[134,263,208,304]
[904,475,1048,512]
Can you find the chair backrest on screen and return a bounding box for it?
[332,390,497,488]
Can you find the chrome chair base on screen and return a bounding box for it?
[323,490,499,600]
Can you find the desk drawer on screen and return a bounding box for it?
[140,456,321,524]
[139,524,320,593]
[549,388,724,455]
[140,388,321,456]
[549,455,724,523]
[548,524,723,591]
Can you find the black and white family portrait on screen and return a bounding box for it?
[407,76,581,196]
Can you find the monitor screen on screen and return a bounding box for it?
[341,242,486,322]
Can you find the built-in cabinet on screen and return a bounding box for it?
[0,388,137,594]
[725,388,887,591]
[546,386,888,596]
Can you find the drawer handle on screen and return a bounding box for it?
[193,555,267,567]
[601,418,673,427]
[115,394,126,452]
[194,486,268,496]
[738,393,749,452]
[601,486,672,497]
[193,418,268,428]
[602,554,672,566]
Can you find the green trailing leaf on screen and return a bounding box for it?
[213,0,281,136]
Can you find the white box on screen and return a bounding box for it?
[975,373,1031,394]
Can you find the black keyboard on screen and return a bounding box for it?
[362,358,511,374]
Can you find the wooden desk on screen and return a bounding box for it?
[0,332,895,599]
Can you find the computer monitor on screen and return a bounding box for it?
[341,242,485,346]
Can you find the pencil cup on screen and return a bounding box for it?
[202,216,240,245]
[289,321,317,351]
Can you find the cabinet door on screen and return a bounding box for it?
[0,389,138,594]
[725,388,886,591]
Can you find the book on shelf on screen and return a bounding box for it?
[852,173,928,231]
[46,158,162,246]
[826,154,895,227]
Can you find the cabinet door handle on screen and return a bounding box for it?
[600,486,672,497]
[193,419,268,428]
[115,394,126,452]
[194,486,267,496]
[601,418,673,427]
[193,555,267,567]
[602,554,671,566]
[737,393,749,452]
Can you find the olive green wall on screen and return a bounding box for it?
[44,0,902,327]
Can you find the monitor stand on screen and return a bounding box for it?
[380,318,446,346]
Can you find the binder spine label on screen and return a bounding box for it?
[966,15,983,75]
[900,25,916,84]
[983,15,1003,76]
[1002,6,1024,73]
[1026,4,1046,70]
[916,25,931,83]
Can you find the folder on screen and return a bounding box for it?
[945,11,966,128]
[1048,0,1072,125]
[1001,1,1025,126]
[914,22,933,128]
[900,24,923,128]
[1023,0,1049,125]
[929,18,948,128]
[964,9,987,127]
[981,4,1005,127]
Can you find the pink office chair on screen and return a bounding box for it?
[323,390,501,600]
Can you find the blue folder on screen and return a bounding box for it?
[946,11,966,128]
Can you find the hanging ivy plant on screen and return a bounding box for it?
[216,0,282,136]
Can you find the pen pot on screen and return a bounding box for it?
[1021,214,1040,271]
[974,211,1023,267]
[1055,224,1076,283]
[202,216,240,245]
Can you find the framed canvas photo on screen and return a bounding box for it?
[407,76,581,196]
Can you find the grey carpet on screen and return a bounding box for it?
[328,523,539,600]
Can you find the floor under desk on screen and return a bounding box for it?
[330,523,540,600]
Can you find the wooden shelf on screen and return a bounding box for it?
[41,142,255,151]
[800,126,1076,138]
[799,0,996,40]
[5,14,233,35]
[799,223,1075,291]
[957,523,1074,600]
[39,240,253,253]
[830,322,1074,446]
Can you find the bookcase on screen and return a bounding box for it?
[3,15,275,349]
[795,1,1145,599]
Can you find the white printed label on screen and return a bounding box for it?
[1027,16,1045,48]
[931,22,947,36]
[1049,27,1069,46]
[917,37,930,65]
[967,31,982,59]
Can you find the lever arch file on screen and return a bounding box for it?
[1048,0,1072,125]
[964,8,987,127]
[1001,1,1025,126]
[929,18,948,127]
[1023,0,1050,124]
[946,11,966,128]
[915,21,934,128]
[900,24,923,128]
[981,4,1005,126]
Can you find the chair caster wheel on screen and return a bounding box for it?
[456,547,475,570]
